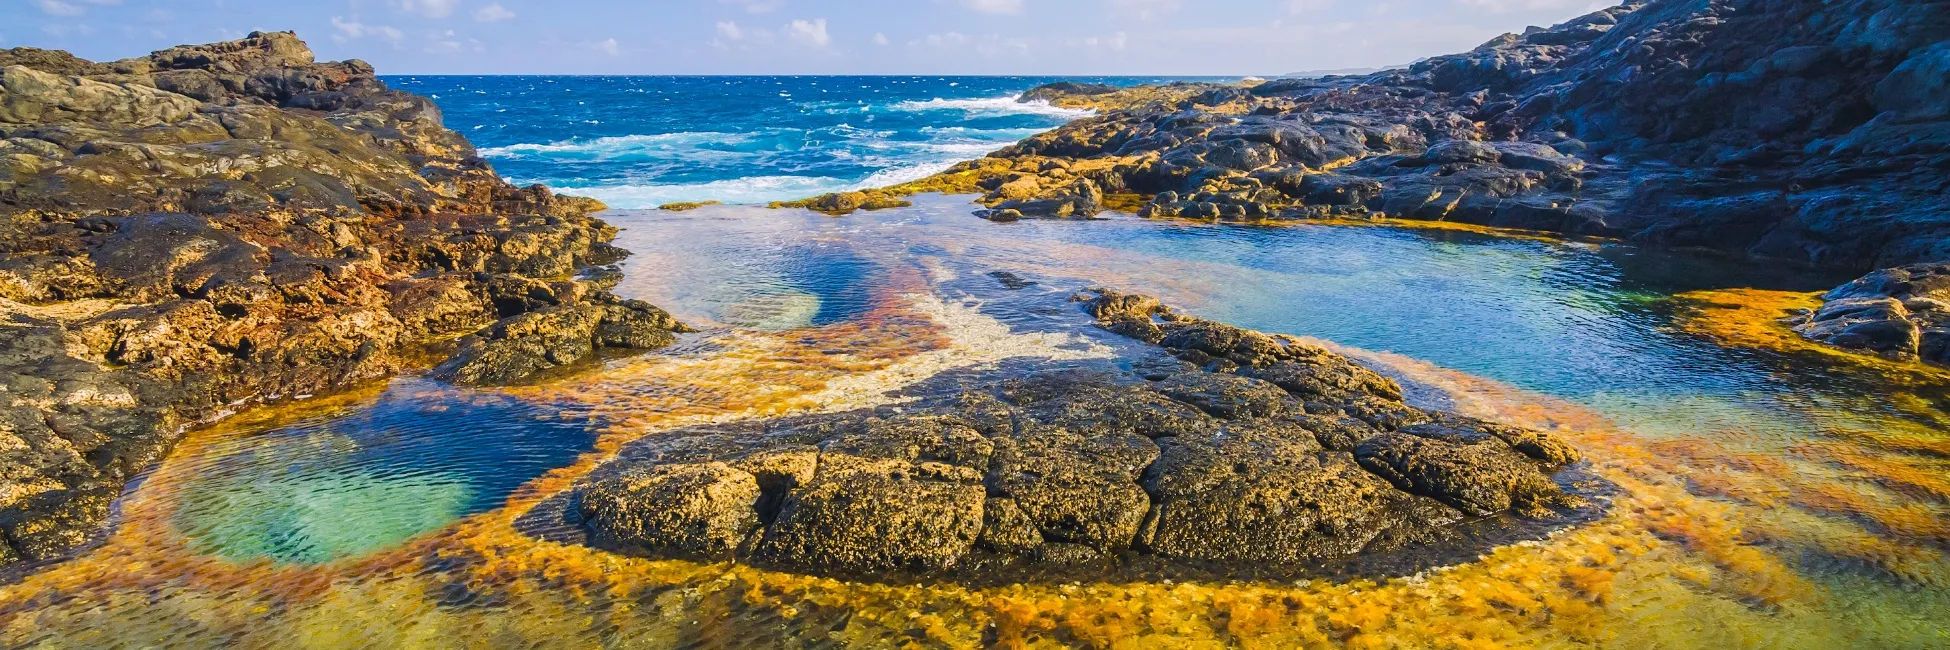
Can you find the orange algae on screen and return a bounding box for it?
[1668,288,1950,385]
[5,300,1950,647]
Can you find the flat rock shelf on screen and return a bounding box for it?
[524,291,1602,582]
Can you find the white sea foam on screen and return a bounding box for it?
[479,132,744,159]
[549,175,849,208]
[889,95,1094,118]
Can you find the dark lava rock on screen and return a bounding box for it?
[0,33,687,566]
[1795,262,1950,363]
[810,0,1950,270]
[565,290,1587,577]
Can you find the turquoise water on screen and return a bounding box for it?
[608,197,1873,446]
[169,380,599,564]
[385,75,1228,207]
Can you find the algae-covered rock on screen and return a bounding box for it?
[566,290,1588,578]
[1795,262,1950,364]
[576,462,762,559]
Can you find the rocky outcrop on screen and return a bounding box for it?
[0,33,687,566]
[795,0,1950,271]
[564,291,1585,576]
[1794,262,1950,363]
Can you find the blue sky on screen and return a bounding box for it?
[8,0,1616,75]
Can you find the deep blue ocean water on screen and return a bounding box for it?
[384,76,1230,208]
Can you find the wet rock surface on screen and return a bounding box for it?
[791,0,1950,271]
[561,291,1588,579]
[0,33,686,566]
[1795,262,1950,363]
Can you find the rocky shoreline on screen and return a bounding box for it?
[0,33,687,566]
[778,0,1949,364]
[545,290,1591,579]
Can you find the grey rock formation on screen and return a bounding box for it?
[1794,262,1950,363]
[565,291,1586,576]
[860,0,1949,271]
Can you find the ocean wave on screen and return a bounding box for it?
[543,156,976,210]
[888,95,1094,118]
[548,175,851,209]
[479,132,747,159]
[923,142,1013,156]
[917,126,1050,139]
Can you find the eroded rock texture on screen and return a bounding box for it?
[1795,262,1950,363]
[569,291,1584,576]
[0,33,687,566]
[794,1,1950,270]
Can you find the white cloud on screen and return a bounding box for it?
[787,18,830,48]
[1107,0,1180,21]
[427,29,464,53]
[1286,0,1335,13]
[473,3,517,22]
[961,0,1024,15]
[32,0,84,16]
[395,0,460,19]
[330,16,405,44]
[592,37,620,56]
[872,32,889,45]
[717,21,745,40]
[718,0,782,13]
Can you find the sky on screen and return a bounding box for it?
[6,0,1619,75]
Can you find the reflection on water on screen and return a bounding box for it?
[3,195,1946,648]
[172,380,600,564]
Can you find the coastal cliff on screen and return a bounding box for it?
[0,33,686,566]
[792,0,1949,273]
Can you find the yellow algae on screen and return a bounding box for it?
[656,200,722,211]
[1100,192,1150,213]
[1668,288,1950,385]
[7,290,1950,648]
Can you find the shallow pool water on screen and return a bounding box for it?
[170,380,601,564]
[3,195,1945,649]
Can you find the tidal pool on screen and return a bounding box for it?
[2,195,1945,649]
[167,380,602,564]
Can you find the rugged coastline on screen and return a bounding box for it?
[0,33,688,566]
[781,0,1950,365]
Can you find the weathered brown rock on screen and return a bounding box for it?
[0,33,687,565]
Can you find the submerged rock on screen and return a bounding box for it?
[0,33,686,565]
[566,291,1586,577]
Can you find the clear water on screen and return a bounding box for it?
[4,79,1947,649]
[385,75,1225,207]
[169,380,600,564]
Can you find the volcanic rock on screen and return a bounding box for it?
[0,32,687,566]
[566,291,1585,576]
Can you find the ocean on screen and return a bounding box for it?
[385,75,1231,208]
